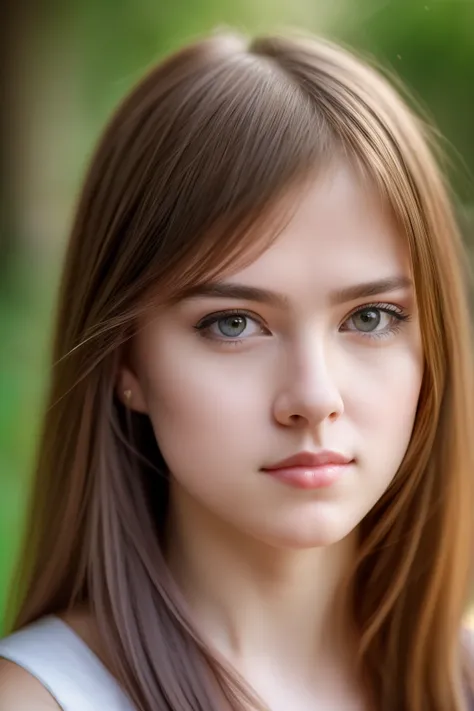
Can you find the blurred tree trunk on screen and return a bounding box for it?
[1,0,77,288]
[0,1,34,279]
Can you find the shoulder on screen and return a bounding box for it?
[0,613,135,711]
[0,658,61,709]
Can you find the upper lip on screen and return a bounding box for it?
[262,450,353,470]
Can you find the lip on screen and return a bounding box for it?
[262,450,353,470]
[261,450,353,490]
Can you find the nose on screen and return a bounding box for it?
[272,340,344,430]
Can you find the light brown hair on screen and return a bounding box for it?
[6,29,474,711]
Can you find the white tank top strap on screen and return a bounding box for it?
[0,615,135,711]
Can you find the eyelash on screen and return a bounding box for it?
[194,309,267,347]
[341,302,411,339]
[193,303,411,347]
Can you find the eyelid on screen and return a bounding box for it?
[339,301,411,338]
[193,302,411,344]
[343,301,407,318]
[194,308,267,330]
[193,309,270,346]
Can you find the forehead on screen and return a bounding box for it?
[224,161,411,298]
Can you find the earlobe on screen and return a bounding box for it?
[116,367,149,414]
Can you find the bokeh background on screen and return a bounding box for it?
[1,0,473,631]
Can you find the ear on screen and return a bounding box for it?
[115,346,149,414]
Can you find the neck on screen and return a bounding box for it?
[165,482,358,681]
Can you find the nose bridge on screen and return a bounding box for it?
[273,331,344,427]
[296,332,337,396]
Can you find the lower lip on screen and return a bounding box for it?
[261,464,351,490]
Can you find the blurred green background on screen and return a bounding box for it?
[1,0,473,631]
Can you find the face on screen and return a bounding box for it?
[120,161,423,549]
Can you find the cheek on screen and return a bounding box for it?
[139,341,266,473]
[347,344,423,463]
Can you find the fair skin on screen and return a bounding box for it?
[0,161,424,709]
[119,161,424,709]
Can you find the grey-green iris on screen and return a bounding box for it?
[352,309,381,332]
[219,315,247,337]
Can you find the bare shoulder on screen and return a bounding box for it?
[0,658,61,709]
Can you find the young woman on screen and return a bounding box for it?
[0,28,473,711]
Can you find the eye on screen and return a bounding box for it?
[194,310,268,342]
[351,308,385,332]
[341,303,410,337]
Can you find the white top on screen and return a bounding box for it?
[2,616,473,710]
[0,615,135,710]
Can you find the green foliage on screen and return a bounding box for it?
[0,259,54,628]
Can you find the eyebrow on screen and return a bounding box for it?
[174,276,413,309]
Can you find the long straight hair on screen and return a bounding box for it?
[6,29,474,711]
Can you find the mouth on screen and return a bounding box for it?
[261,450,354,490]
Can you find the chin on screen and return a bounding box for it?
[246,502,361,550]
[254,522,357,550]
